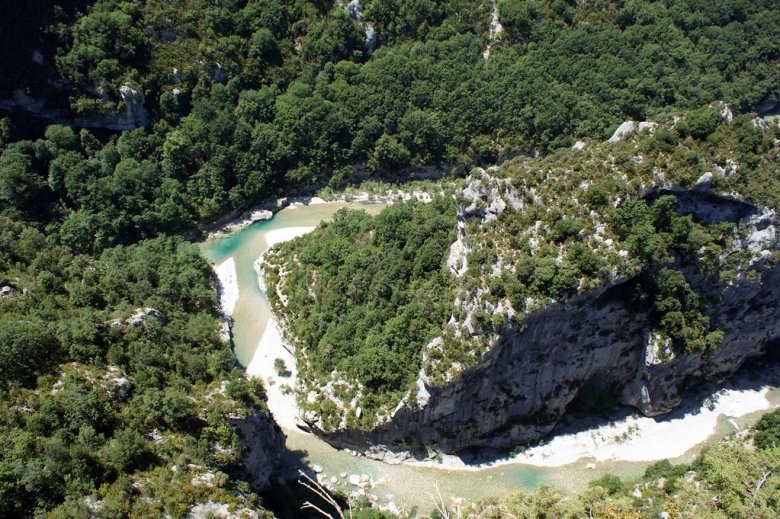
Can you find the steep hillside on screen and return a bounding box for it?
[1,0,779,515]
[264,105,780,453]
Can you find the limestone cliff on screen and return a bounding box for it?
[269,113,780,456]
[0,84,148,131]
[229,410,286,491]
[310,198,779,454]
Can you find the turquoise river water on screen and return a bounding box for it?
[200,200,780,514]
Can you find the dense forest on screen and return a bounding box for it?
[0,0,779,516]
[263,199,457,426]
[1,0,779,230]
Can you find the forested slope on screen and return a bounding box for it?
[266,107,780,434]
[2,0,779,228]
[0,0,779,517]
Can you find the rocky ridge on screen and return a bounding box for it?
[282,111,780,455]
[315,190,779,455]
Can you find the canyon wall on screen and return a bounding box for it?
[310,192,780,455]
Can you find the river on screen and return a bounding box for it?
[200,199,780,514]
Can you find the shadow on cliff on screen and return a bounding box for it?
[262,447,351,519]
[457,353,780,466]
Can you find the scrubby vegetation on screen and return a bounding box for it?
[431,108,780,382]
[263,198,456,427]
[268,105,780,429]
[0,229,272,516]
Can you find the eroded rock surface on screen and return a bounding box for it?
[308,190,780,455]
[228,410,285,491]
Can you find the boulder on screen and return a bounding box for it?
[127,307,165,327]
[607,121,657,143]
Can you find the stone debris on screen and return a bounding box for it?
[188,502,259,519]
[126,307,165,327]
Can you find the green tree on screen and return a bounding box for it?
[0,320,59,388]
[370,134,411,170]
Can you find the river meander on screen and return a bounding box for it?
[200,199,780,514]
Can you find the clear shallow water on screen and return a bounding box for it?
[200,201,780,513]
[201,202,387,366]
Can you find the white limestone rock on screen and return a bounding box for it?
[607,121,657,143]
[695,172,713,186]
[712,101,733,124]
[645,331,675,366]
[119,84,148,127]
[188,502,258,519]
[127,307,165,327]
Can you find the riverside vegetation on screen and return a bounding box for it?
[1,0,780,516]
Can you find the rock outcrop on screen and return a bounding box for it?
[607,120,658,143]
[118,84,148,127]
[341,0,377,50]
[307,191,780,455]
[0,84,149,131]
[228,410,286,491]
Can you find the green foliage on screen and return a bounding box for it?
[642,459,691,494]
[58,7,150,87]
[0,227,257,515]
[0,320,59,388]
[4,0,779,221]
[678,106,724,140]
[267,199,455,418]
[754,408,780,450]
[588,473,626,496]
[463,412,780,518]
[370,134,411,170]
[1,0,779,515]
[0,142,48,213]
[611,195,730,353]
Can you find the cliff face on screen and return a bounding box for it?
[229,410,286,491]
[314,260,779,454]
[309,192,780,455]
[0,84,148,131]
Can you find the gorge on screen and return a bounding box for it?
[205,190,780,512]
